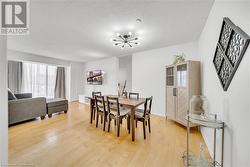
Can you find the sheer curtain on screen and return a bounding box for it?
[22,62,57,98]
[47,66,57,98]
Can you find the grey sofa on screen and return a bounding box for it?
[8,92,47,125]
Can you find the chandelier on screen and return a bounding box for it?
[112,32,139,48]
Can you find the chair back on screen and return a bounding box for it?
[95,95,106,113]
[143,96,153,117]
[107,96,120,116]
[122,92,128,98]
[92,91,101,98]
[129,92,139,99]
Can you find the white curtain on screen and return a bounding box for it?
[47,66,57,98]
[22,62,57,98]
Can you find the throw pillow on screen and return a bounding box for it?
[8,88,17,100]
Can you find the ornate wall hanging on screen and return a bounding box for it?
[213,17,250,91]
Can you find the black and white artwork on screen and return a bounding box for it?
[213,17,250,91]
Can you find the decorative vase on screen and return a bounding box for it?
[189,95,207,114]
[201,96,208,113]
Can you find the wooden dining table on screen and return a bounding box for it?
[89,95,146,141]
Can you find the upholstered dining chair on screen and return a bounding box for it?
[95,95,108,131]
[128,96,153,139]
[92,92,102,121]
[107,96,130,137]
[129,92,139,99]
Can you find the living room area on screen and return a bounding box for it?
[1,0,250,167]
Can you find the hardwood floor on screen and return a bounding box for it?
[9,102,209,167]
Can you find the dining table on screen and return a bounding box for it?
[89,95,146,141]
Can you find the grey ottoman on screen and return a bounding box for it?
[46,98,68,118]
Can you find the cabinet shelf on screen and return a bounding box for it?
[182,151,221,167]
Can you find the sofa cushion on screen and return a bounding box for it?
[15,93,32,99]
[46,98,68,108]
[8,88,17,100]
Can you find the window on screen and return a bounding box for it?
[22,62,57,98]
[177,64,187,87]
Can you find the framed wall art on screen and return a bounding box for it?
[213,17,250,91]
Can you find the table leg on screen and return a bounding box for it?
[130,107,135,141]
[90,99,94,124]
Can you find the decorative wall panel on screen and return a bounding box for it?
[213,17,250,91]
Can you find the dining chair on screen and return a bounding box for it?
[128,96,153,139]
[107,96,130,137]
[95,95,108,131]
[122,91,128,98]
[92,92,102,121]
[129,92,139,99]
[92,92,102,98]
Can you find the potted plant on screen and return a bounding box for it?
[173,53,186,64]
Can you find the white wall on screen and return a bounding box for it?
[69,62,85,101]
[0,36,8,166]
[65,66,71,101]
[8,50,71,66]
[132,42,199,116]
[198,1,250,166]
[118,55,132,92]
[84,57,119,96]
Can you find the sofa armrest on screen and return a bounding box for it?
[15,93,32,99]
[8,97,46,125]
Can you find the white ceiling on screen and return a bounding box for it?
[7,0,214,62]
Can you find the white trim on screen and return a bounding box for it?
[0,35,8,166]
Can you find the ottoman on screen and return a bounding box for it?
[46,98,68,118]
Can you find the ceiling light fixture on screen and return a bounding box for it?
[136,18,142,22]
[112,32,139,49]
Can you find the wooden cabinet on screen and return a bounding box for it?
[165,61,201,127]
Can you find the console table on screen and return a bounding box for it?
[184,113,225,167]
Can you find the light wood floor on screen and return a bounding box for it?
[9,102,209,167]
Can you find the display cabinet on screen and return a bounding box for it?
[166,60,201,126]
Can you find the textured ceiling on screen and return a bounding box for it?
[7,0,214,62]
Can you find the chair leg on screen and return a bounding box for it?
[148,118,151,133]
[101,116,103,124]
[96,113,99,128]
[114,120,117,126]
[127,116,130,134]
[117,118,120,137]
[105,114,108,122]
[93,110,95,120]
[103,115,106,131]
[108,117,111,132]
[143,120,146,139]
[136,120,137,128]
